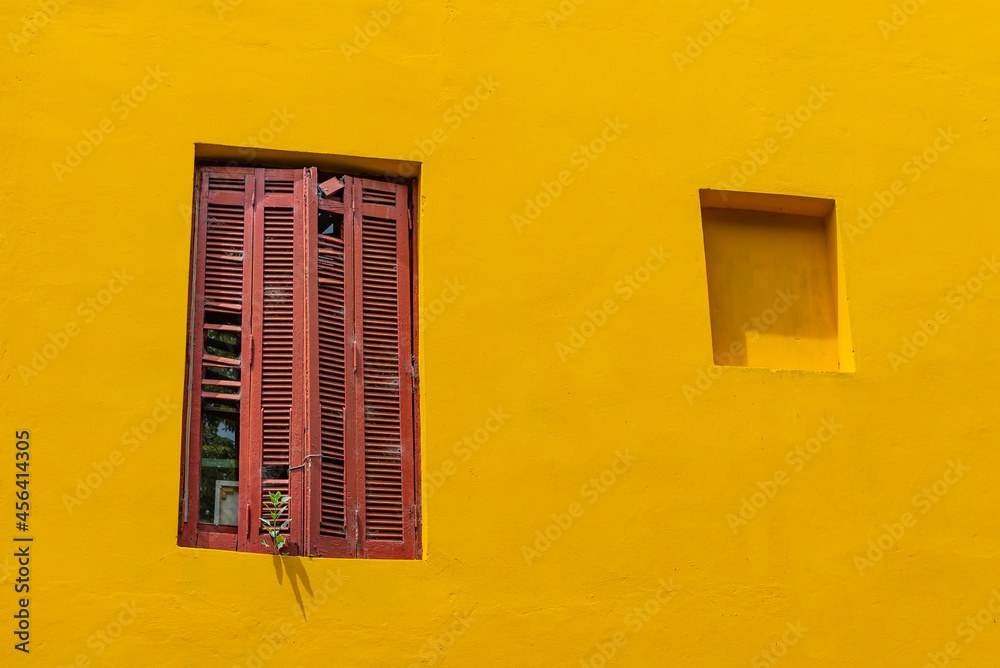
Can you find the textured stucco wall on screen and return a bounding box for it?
[1,0,999,665]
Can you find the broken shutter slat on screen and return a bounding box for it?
[319,176,345,197]
[318,199,346,215]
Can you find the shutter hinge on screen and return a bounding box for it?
[410,505,419,529]
[249,338,254,369]
[407,208,412,230]
[354,508,360,554]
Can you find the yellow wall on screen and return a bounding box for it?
[2,1,999,666]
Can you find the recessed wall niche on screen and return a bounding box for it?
[699,190,854,372]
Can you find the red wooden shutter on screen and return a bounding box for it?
[306,175,360,557]
[181,166,255,550]
[248,168,309,554]
[352,177,417,559]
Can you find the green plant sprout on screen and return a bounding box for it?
[260,490,291,555]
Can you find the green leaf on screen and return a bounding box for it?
[260,539,268,547]
[281,496,291,504]
[280,519,291,529]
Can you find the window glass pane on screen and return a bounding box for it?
[199,399,239,525]
[205,329,240,359]
[318,210,343,239]
[262,464,289,480]
[203,365,240,395]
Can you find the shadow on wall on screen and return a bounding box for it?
[273,555,313,618]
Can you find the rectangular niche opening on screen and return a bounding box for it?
[699,189,854,372]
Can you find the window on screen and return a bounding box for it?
[178,164,420,559]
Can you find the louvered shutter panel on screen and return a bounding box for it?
[181,167,254,550]
[352,177,417,559]
[308,175,359,557]
[248,168,310,554]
